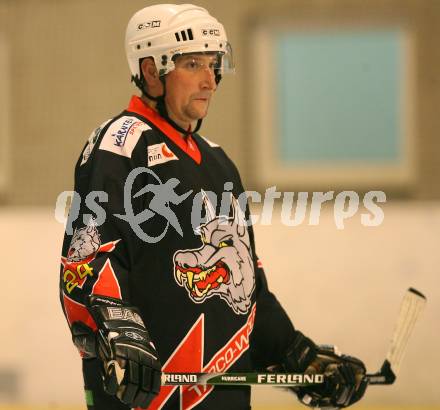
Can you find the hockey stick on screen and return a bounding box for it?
[161,372,324,386]
[109,288,425,387]
[364,287,426,385]
[110,363,324,387]
[160,288,426,387]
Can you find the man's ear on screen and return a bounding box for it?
[141,57,161,90]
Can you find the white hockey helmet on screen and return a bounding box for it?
[125,4,234,79]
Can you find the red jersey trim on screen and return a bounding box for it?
[127,96,201,164]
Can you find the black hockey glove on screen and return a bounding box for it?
[279,332,368,408]
[295,345,368,408]
[87,295,162,409]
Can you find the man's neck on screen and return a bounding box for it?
[141,95,157,111]
[140,95,192,137]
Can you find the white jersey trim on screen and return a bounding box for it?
[201,136,220,148]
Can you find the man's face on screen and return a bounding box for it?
[164,53,218,128]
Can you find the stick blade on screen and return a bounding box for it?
[386,287,427,376]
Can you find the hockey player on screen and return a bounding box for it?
[59,4,368,410]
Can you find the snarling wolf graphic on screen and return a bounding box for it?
[67,219,101,262]
[173,191,255,314]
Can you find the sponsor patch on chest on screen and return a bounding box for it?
[147,142,178,166]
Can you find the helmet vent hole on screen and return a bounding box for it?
[180,30,187,41]
[187,28,194,40]
[175,32,181,42]
[205,43,208,48]
[147,42,151,47]
[220,43,223,48]
[136,44,141,50]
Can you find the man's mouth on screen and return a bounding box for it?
[193,93,211,101]
[175,262,229,299]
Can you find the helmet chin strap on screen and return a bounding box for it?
[131,74,202,137]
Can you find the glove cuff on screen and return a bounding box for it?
[87,294,146,330]
[283,331,318,373]
[71,321,97,358]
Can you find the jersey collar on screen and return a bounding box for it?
[127,95,201,165]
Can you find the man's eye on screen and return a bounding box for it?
[186,60,199,69]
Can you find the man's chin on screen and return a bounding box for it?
[191,100,210,116]
[187,109,209,122]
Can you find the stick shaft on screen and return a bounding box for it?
[161,372,324,386]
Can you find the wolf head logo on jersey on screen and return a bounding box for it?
[173,191,255,314]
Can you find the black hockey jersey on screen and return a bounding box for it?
[59,96,297,410]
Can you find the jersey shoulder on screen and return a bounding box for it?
[97,114,153,159]
[79,117,112,166]
[79,112,156,167]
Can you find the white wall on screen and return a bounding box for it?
[1,208,82,405]
[1,203,438,406]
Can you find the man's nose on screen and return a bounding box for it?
[201,67,217,91]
